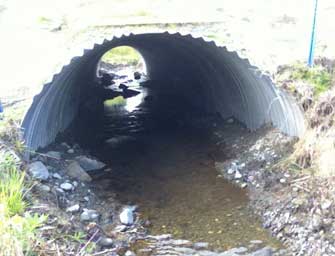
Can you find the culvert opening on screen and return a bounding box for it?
[22,32,305,253]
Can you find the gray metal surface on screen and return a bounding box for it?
[22,32,305,151]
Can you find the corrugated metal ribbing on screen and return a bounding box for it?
[22,32,305,151]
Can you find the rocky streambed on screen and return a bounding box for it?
[22,64,333,256]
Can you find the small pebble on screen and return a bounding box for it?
[66,204,80,213]
[53,173,62,179]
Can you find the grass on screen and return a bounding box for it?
[101,46,142,66]
[0,105,25,153]
[0,154,46,255]
[289,63,333,95]
[104,96,126,108]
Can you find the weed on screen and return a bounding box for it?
[0,154,46,255]
[65,231,86,243]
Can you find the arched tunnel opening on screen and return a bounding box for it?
[22,32,305,252]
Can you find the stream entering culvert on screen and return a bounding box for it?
[70,64,283,253]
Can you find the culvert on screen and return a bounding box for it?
[22,32,305,151]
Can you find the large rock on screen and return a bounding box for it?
[27,161,49,180]
[66,161,92,182]
[75,156,106,172]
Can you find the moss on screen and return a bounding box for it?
[104,96,126,107]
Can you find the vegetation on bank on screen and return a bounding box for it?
[0,107,46,255]
[0,154,46,255]
[279,61,334,96]
[101,46,143,66]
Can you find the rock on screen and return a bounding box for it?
[46,151,61,159]
[114,225,128,232]
[321,199,332,210]
[98,237,114,248]
[120,206,135,225]
[75,156,106,171]
[227,168,235,175]
[311,215,323,231]
[193,242,209,249]
[61,142,71,149]
[250,240,263,244]
[36,184,51,192]
[119,83,128,90]
[241,183,247,188]
[27,161,49,180]
[220,247,248,255]
[60,182,73,191]
[234,170,242,179]
[170,239,192,246]
[66,161,92,182]
[134,71,141,80]
[147,234,172,241]
[67,148,74,154]
[250,247,273,256]
[125,251,136,256]
[66,204,80,213]
[80,209,100,222]
[52,173,62,179]
[227,118,234,123]
[279,178,286,183]
[173,247,196,254]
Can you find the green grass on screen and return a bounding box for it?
[104,96,126,108]
[0,154,46,255]
[290,63,333,95]
[101,46,142,65]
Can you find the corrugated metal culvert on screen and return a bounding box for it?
[22,32,305,151]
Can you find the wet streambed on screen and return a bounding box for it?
[82,78,282,251]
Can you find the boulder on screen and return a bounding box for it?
[75,156,106,172]
[66,161,92,182]
[27,161,49,180]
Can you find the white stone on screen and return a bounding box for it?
[227,168,235,175]
[234,170,242,179]
[321,200,332,210]
[80,209,100,222]
[120,206,135,225]
[279,178,286,183]
[67,149,75,154]
[125,251,136,256]
[66,204,80,213]
[60,182,73,191]
[52,173,62,179]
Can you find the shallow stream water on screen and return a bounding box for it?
[82,71,282,251]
